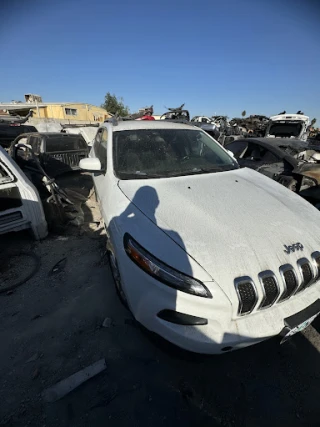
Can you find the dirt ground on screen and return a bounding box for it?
[0,173,320,427]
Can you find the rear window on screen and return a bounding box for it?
[0,125,37,148]
[0,125,36,137]
[268,122,302,138]
[45,136,87,152]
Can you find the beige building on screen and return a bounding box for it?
[0,94,111,125]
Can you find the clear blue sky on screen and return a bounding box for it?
[0,0,319,121]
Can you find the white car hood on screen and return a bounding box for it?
[119,168,320,305]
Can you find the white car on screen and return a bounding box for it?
[80,120,320,354]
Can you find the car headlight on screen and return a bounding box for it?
[124,233,212,298]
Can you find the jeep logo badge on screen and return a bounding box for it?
[284,243,304,254]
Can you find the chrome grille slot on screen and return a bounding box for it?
[296,258,313,293]
[311,252,320,281]
[278,264,298,302]
[234,277,257,315]
[259,271,280,309]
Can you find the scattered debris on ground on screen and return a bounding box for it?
[42,359,107,403]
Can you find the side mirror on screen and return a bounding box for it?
[79,157,102,171]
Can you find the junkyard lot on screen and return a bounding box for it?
[1,175,320,427]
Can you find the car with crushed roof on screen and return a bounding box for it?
[0,123,38,149]
[225,137,320,206]
[10,132,89,177]
[79,120,320,354]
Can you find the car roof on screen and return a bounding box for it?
[106,120,198,132]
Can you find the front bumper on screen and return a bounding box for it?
[120,256,320,354]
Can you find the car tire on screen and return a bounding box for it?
[108,250,129,309]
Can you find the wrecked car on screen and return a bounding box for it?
[0,123,38,149]
[10,132,89,177]
[225,137,320,197]
[80,120,320,354]
[0,145,47,239]
[0,110,37,149]
[265,112,310,141]
[160,104,190,121]
[161,106,220,138]
[191,116,220,139]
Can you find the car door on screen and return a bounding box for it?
[239,142,287,180]
[91,127,108,218]
[225,140,248,160]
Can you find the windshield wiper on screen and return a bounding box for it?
[172,165,238,177]
[117,171,168,179]
[173,167,224,176]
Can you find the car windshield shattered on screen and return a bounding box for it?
[113,128,238,179]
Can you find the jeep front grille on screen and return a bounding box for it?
[296,259,313,292]
[259,272,280,308]
[278,265,298,302]
[235,253,320,316]
[234,277,257,315]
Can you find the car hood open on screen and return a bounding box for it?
[119,168,320,306]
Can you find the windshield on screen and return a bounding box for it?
[113,128,238,179]
[268,122,303,138]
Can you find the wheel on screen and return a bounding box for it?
[108,250,129,309]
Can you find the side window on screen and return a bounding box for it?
[242,143,263,160]
[93,129,103,155]
[260,149,280,163]
[97,128,108,171]
[94,129,102,146]
[225,141,248,158]
[28,136,41,154]
[242,143,279,163]
[101,128,108,145]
